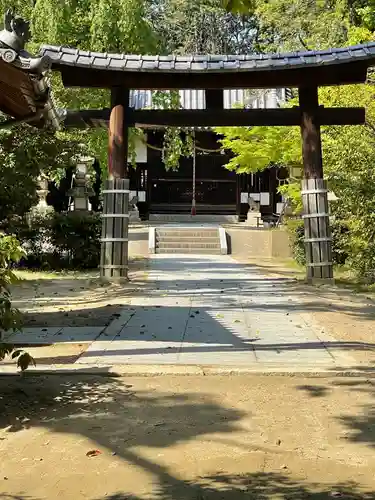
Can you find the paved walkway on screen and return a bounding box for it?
[73,254,352,368]
[3,254,355,370]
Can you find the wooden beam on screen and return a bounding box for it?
[60,61,369,90]
[108,87,129,178]
[64,107,365,129]
[132,107,365,127]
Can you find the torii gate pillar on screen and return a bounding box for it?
[100,87,130,280]
[299,86,333,284]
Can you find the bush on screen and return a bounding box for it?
[0,234,34,370]
[50,212,101,269]
[1,211,101,270]
[342,217,375,281]
[286,218,349,267]
[286,219,306,266]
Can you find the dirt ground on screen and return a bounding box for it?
[0,373,375,499]
[10,258,149,328]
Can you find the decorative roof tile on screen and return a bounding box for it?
[110,58,126,70]
[61,47,78,55]
[77,55,93,66]
[60,52,78,65]
[92,56,110,68]
[158,61,173,71]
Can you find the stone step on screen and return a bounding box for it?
[157,242,221,249]
[156,231,219,240]
[150,214,237,223]
[155,247,222,254]
[156,235,219,242]
[156,231,219,238]
[151,225,225,256]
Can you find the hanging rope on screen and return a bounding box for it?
[139,136,221,154]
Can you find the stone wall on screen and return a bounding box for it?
[226,227,292,260]
[128,225,292,261]
[128,226,149,257]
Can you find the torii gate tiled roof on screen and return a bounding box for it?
[1,5,375,127]
[40,42,375,89]
[41,43,375,73]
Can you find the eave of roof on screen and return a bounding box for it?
[0,20,60,129]
[40,42,375,89]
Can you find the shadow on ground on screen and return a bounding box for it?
[298,373,375,450]
[15,258,375,323]
[0,374,375,498]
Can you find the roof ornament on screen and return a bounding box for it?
[0,8,30,52]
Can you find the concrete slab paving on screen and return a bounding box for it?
[3,326,104,345]
[2,254,356,371]
[2,327,63,344]
[77,254,354,368]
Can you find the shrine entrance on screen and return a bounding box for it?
[148,147,237,216]
[1,8,375,283]
[40,43,374,283]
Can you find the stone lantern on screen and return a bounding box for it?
[30,174,54,216]
[35,174,50,212]
[67,159,95,211]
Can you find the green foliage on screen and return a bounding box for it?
[286,218,349,268]
[0,235,24,336]
[152,0,257,54]
[217,81,375,278]
[29,0,160,174]
[0,234,24,334]
[4,212,102,271]
[216,0,375,281]
[49,212,101,269]
[221,0,255,14]
[278,182,303,214]
[0,234,34,371]
[0,122,81,221]
[285,219,306,266]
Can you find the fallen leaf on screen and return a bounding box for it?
[86,450,102,458]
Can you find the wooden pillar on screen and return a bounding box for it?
[299,86,333,283]
[100,87,130,280]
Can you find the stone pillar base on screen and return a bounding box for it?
[129,209,141,223]
[245,211,261,227]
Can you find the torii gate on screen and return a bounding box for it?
[1,9,375,283]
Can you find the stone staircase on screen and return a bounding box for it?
[152,226,226,254]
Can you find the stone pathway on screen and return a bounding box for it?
[73,254,353,368]
[3,255,355,369]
